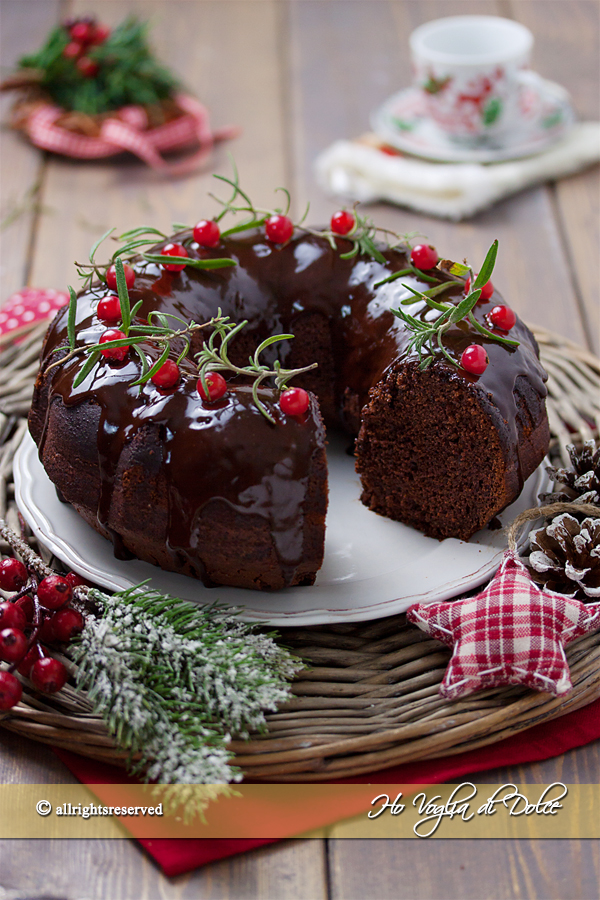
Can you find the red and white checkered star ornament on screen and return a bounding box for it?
[407,551,600,699]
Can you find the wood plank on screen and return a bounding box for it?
[29,0,288,292]
[288,0,589,345]
[0,0,62,302]
[0,833,328,900]
[508,0,600,354]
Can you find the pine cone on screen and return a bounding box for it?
[527,514,600,601]
[540,440,600,505]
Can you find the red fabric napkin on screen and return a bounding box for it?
[55,696,600,877]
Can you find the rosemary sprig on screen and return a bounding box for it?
[390,240,520,370]
[195,317,318,424]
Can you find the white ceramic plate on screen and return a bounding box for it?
[371,74,575,163]
[14,431,546,626]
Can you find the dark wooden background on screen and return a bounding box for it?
[1,1,598,897]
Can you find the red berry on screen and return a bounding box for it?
[30,657,68,694]
[460,344,489,375]
[330,210,356,236]
[0,558,28,591]
[151,359,180,389]
[465,276,494,300]
[489,305,516,331]
[0,602,27,632]
[161,243,188,272]
[76,56,99,78]
[97,294,121,323]
[17,644,42,677]
[0,627,27,663]
[410,244,439,270]
[193,220,221,248]
[63,41,83,59]
[38,615,57,643]
[90,24,110,44]
[279,387,310,416]
[197,372,228,401]
[100,329,129,361]
[37,575,72,610]
[70,21,95,43]
[106,263,135,292]
[265,215,294,244]
[15,596,34,622]
[52,608,85,642]
[64,572,90,589]
[0,671,22,710]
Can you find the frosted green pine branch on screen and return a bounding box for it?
[68,585,302,789]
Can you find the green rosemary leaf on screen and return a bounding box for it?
[474,240,498,290]
[115,258,131,334]
[275,187,292,216]
[73,350,101,388]
[67,286,78,350]
[254,333,295,358]
[448,288,482,324]
[131,344,150,383]
[402,284,449,313]
[373,268,413,288]
[220,216,268,238]
[409,265,440,284]
[143,253,237,270]
[339,243,360,260]
[467,311,520,347]
[113,238,162,259]
[172,222,189,232]
[130,300,144,319]
[131,343,170,385]
[118,226,167,241]
[89,228,115,264]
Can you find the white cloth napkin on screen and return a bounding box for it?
[314,123,600,220]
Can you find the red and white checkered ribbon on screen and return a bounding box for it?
[407,550,600,699]
[24,93,238,175]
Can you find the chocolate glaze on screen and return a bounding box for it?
[34,229,547,581]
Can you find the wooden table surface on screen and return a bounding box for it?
[1,1,598,898]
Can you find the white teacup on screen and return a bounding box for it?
[410,16,535,144]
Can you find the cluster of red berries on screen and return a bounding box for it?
[62,17,110,77]
[0,558,87,711]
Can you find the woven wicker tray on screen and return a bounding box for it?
[1,321,599,781]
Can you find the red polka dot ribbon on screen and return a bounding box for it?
[0,287,69,337]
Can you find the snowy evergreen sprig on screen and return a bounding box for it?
[68,584,302,787]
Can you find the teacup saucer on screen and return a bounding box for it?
[371,73,575,163]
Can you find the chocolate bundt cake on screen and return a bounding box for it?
[29,220,549,590]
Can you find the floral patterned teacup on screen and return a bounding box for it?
[410,16,535,144]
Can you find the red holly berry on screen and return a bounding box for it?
[197,372,227,401]
[151,359,180,389]
[63,41,83,59]
[0,627,27,663]
[489,305,516,331]
[106,263,135,292]
[52,608,85,642]
[410,244,438,270]
[193,219,221,248]
[265,215,294,244]
[97,294,121,323]
[64,572,90,589]
[330,210,356,236]
[70,21,95,44]
[460,344,489,375]
[15,596,34,623]
[17,645,42,677]
[100,329,129,361]
[90,24,111,44]
[279,387,310,416]
[465,276,494,300]
[0,671,22,710]
[0,558,28,591]
[30,657,69,694]
[76,57,99,78]
[38,616,57,644]
[161,243,188,272]
[0,602,27,632]
[37,575,72,610]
